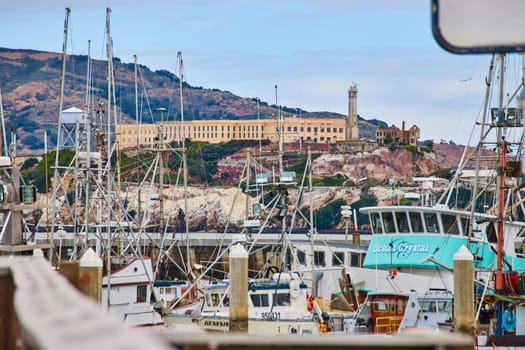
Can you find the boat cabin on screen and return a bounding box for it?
[153,280,191,304]
[345,291,452,334]
[200,273,310,320]
[362,205,480,237]
[360,205,525,270]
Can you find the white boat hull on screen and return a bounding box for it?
[164,314,320,335]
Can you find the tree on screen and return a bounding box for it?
[314,198,346,229]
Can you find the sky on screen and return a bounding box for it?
[0,0,515,145]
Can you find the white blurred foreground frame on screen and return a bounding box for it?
[432,0,525,54]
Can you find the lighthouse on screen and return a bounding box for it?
[346,84,359,141]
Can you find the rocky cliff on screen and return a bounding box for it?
[313,147,439,183]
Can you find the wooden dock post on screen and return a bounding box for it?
[453,245,475,335]
[229,242,248,332]
[352,208,360,245]
[78,247,103,303]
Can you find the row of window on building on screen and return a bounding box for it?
[117,118,347,148]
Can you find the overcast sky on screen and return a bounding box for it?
[1,0,512,144]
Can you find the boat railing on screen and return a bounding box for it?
[375,315,403,333]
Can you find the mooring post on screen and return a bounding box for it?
[453,245,475,335]
[229,242,248,332]
[78,247,103,303]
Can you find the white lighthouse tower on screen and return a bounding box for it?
[346,84,359,141]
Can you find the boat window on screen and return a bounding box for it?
[441,214,459,235]
[420,301,437,312]
[437,300,452,313]
[486,223,497,243]
[409,212,424,233]
[274,293,291,306]
[222,294,230,307]
[382,212,396,233]
[460,217,469,236]
[251,293,269,307]
[370,213,383,234]
[395,212,410,233]
[297,250,306,265]
[332,251,345,266]
[424,213,439,233]
[314,251,326,266]
[137,285,147,303]
[350,253,360,267]
[373,299,389,312]
[208,293,222,307]
[397,299,405,313]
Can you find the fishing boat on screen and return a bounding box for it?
[344,289,453,334]
[341,54,525,343]
[163,271,326,335]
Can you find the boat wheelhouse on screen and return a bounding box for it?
[345,290,453,334]
[360,205,525,272]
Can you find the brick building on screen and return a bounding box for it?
[375,121,420,147]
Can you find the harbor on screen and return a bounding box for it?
[3,1,525,349]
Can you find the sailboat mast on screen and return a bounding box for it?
[50,7,70,266]
[105,6,113,310]
[0,89,5,158]
[307,147,316,297]
[178,52,191,274]
[134,55,140,148]
[133,54,142,229]
[275,85,283,174]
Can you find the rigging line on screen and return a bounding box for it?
[169,242,233,310]
[207,160,250,265]
[166,62,179,120]
[137,65,155,123]
[287,155,309,233]
[247,193,282,257]
[179,65,211,186]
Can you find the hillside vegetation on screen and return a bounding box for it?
[0,47,378,150]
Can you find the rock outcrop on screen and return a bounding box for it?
[313,147,439,183]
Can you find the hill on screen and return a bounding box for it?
[0,47,380,150]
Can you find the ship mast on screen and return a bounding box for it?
[49,7,70,266]
[178,52,191,277]
[495,53,507,336]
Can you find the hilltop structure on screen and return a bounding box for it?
[376,121,420,147]
[346,84,359,141]
[117,117,347,149]
[115,85,419,151]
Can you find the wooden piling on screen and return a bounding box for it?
[352,208,360,245]
[453,245,475,335]
[229,243,248,332]
[78,247,103,303]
